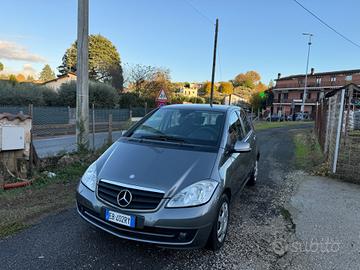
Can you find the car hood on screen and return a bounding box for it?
[97,140,218,197]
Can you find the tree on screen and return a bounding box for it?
[249,90,263,111]
[201,81,218,95]
[16,74,26,82]
[124,64,174,101]
[26,75,35,81]
[234,71,261,88]
[255,82,267,92]
[125,64,157,93]
[39,64,56,82]
[219,82,233,95]
[9,74,17,85]
[142,69,173,100]
[0,62,4,72]
[58,34,123,89]
[268,80,274,89]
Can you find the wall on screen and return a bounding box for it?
[43,75,77,91]
[275,72,360,88]
[0,115,32,179]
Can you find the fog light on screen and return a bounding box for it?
[178,232,188,240]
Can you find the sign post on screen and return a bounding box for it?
[156,89,168,108]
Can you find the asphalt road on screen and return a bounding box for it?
[0,125,310,270]
[288,174,360,269]
[33,131,123,158]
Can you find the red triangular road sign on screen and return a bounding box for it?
[156,89,168,101]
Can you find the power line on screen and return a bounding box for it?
[292,0,360,49]
[183,0,214,25]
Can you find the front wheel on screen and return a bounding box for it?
[207,194,230,251]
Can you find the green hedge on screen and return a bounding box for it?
[0,80,119,108]
[0,81,47,106]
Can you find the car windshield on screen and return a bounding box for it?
[129,108,225,146]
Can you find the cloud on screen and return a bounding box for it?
[21,64,38,77]
[0,40,46,63]
[2,64,38,79]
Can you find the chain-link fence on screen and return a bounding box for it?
[0,105,151,138]
[0,104,153,157]
[315,84,360,182]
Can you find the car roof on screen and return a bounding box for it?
[161,104,239,113]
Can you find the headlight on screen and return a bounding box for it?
[81,162,97,191]
[167,180,218,208]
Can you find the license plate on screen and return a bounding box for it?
[105,209,136,228]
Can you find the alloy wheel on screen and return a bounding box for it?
[217,201,229,243]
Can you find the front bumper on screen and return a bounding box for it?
[76,181,221,248]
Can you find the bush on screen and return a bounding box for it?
[57,81,76,107]
[0,80,121,108]
[0,81,45,106]
[188,96,205,104]
[57,81,119,108]
[90,81,119,108]
[170,95,205,104]
[118,92,155,108]
[170,95,186,104]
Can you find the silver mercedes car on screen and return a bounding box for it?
[76,104,259,250]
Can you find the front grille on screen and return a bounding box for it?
[97,180,164,210]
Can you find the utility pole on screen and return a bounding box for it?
[210,18,219,107]
[300,33,313,115]
[76,0,89,150]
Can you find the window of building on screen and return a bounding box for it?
[300,93,303,100]
[346,75,353,81]
[283,93,288,100]
[308,93,312,100]
[316,78,321,86]
[330,76,336,83]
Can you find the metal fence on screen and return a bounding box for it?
[315,84,360,182]
[0,105,148,138]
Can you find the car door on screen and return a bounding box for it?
[225,110,247,192]
[238,109,256,179]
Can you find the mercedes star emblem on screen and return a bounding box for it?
[117,189,132,207]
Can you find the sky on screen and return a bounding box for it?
[0,0,359,84]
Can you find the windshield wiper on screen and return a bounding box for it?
[138,135,186,143]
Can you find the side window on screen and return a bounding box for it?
[239,110,252,135]
[227,111,244,147]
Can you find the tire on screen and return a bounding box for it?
[247,159,258,186]
[207,194,230,251]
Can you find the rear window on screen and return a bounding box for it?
[130,108,225,146]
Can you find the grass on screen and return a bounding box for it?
[254,121,314,131]
[280,207,296,231]
[0,150,102,238]
[293,129,324,171]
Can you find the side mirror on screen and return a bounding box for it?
[121,130,127,136]
[233,141,251,153]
